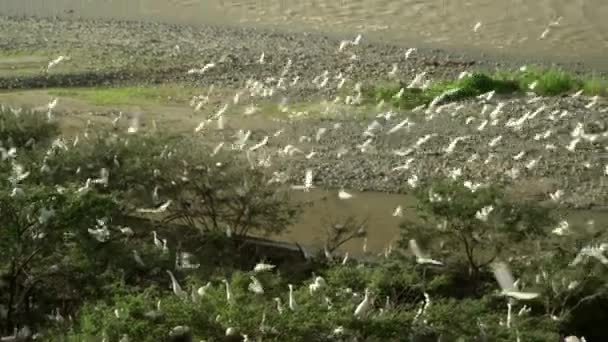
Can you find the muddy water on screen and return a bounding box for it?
[283,189,608,254]
[1,0,607,68]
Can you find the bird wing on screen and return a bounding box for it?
[505,291,539,300]
[492,262,517,292]
[409,239,425,259]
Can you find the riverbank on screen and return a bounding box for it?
[1,15,607,213]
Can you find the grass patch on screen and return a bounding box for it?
[364,68,608,109]
[363,73,519,110]
[47,84,201,106]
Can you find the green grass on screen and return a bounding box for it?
[364,73,519,110]
[47,84,201,106]
[364,68,608,109]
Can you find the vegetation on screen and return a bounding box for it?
[363,68,608,110]
[47,84,202,106]
[1,106,607,341]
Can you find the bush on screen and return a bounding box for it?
[0,106,60,149]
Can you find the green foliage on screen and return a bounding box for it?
[401,178,557,282]
[0,107,60,149]
[0,183,123,333]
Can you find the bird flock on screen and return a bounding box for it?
[1,23,606,341]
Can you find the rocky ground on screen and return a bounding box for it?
[1,15,607,209]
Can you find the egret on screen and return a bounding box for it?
[392,205,403,217]
[338,189,353,200]
[222,279,233,303]
[152,231,163,249]
[409,239,443,266]
[130,250,146,268]
[354,288,371,318]
[342,252,349,265]
[491,262,539,300]
[273,297,284,314]
[404,47,417,59]
[197,282,212,297]
[253,262,276,272]
[47,55,69,71]
[248,276,264,295]
[309,276,326,295]
[288,284,297,311]
[291,169,314,191]
[472,22,482,33]
[166,270,187,298]
[136,200,172,214]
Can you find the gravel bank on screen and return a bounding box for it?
[1,15,607,209]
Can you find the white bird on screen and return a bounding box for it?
[249,136,269,151]
[409,239,443,266]
[342,252,350,265]
[552,220,570,236]
[488,135,502,147]
[47,55,69,71]
[132,250,146,267]
[549,189,564,202]
[258,52,265,64]
[354,288,371,318]
[491,262,539,300]
[473,22,482,33]
[248,276,264,295]
[151,231,164,250]
[187,63,215,75]
[513,151,526,161]
[475,205,494,222]
[405,47,417,59]
[407,72,427,88]
[392,205,403,217]
[566,138,581,152]
[222,279,233,302]
[47,98,58,111]
[387,118,412,134]
[539,27,551,39]
[338,189,353,200]
[273,297,284,315]
[315,127,327,142]
[570,244,608,266]
[291,169,314,191]
[136,200,172,214]
[443,136,469,154]
[254,262,276,272]
[166,270,186,298]
[388,63,398,77]
[288,284,297,311]
[309,276,326,295]
[197,282,212,298]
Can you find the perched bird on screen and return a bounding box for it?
[288,284,297,311]
[248,276,264,295]
[354,288,371,318]
[254,262,276,272]
[309,276,326,295]
[166,270,187,299]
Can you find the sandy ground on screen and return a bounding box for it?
[1,0,608,69]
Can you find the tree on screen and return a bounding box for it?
[400,178,556,281]
[0,183,123,334]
